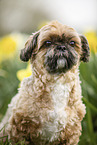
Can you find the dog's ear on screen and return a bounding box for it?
[79,35,90,62]
[20,32,39,62]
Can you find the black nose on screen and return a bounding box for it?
[56,45,66,51]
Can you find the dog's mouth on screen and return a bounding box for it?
[57,58,67,69]
[44,49,78,74]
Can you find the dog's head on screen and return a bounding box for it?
[20,21,90,74]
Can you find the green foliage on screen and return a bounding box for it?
[79,53,97,145]
[0,57,27,121]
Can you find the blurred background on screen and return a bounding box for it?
[0,0,97,35]
[0,0,97,144]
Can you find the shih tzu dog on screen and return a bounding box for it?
[0,21,90,145]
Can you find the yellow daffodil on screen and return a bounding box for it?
[84,31,97,53]
[0,33,29,63]
[0,36,17,62]
[17,64,32,82]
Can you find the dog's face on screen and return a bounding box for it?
[20,21,90,74]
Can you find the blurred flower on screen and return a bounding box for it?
[0,35,17,62]
[84,31,97,53]
[17,63,32,82]
[0,33,29,63]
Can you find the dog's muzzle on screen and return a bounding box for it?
[44,45,78,74]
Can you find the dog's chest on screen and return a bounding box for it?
[41,81,71,142]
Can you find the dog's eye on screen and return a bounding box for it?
[45,41,52,46]
[69,41,75,47]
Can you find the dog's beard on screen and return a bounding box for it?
[44,47,78,74]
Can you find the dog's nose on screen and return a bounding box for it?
[56,45,66,51]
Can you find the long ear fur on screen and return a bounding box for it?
[20,32,39,62]
[80,35,90,62]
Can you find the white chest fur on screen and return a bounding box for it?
[41,80,72,142]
